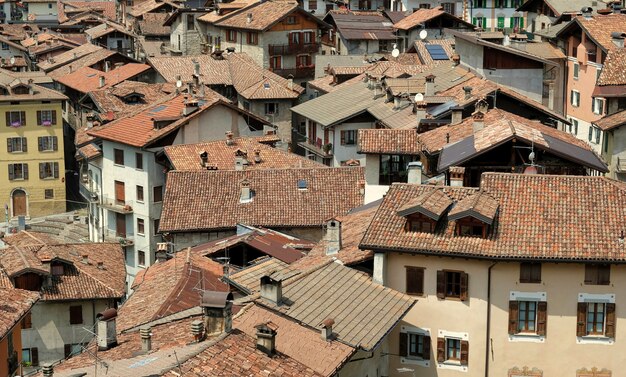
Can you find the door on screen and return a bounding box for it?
[116,39,123,51]
[116,213,126,238]
[115,181,125,205]
[12,189,26,217]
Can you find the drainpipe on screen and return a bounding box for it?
[485,262,497,377]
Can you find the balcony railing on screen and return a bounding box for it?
[99,195,134,214]
[271,66,315,79]
[268,43,319,55]
[298,137,333,157]
[105,229,134,246]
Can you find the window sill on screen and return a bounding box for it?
[137,233,145,237]
[9,151,26,154]
[577,336,614,345]
[114,164,125,167]
[438,361,467,372]
[40,150,56,153]
[509,333,545,343]
[41,177,57,180]
[401,357,429,367]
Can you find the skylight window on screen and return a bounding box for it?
[297,179,308,190]
[425,44,449,60]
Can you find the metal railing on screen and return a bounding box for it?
[99,195,134,214]
[268,43,319,55]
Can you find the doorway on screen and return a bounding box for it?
[116,213,126,238]
[12,189,27,217]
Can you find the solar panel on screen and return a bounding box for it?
[150,105,167,113]
[425,44,449,60]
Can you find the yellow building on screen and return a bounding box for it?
[0,71,67,219]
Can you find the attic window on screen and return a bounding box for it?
[286,16,297,24]
[12,85,29,95]
[405,213,436,233]
[122,93,144,104]
[455,217,487,238]
[297,179,308,190]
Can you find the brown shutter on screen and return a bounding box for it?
[64,344,71,358]
[536,301,547,336]
[20,111,25,125]
[22,312,32,329]
[577,302,587,337]
[599,265,610,285]
[398,332,407,357]
[22,137,26,152]
[52,136,58,151]
[605,303,616,338]
[39,163,44,179]
[53,162,59,178]
[5,111,10,127]
[340,130,346,145]
[8,164,14,180]
[584,265,595,284]
[436,337,445,362]
[422,335,431,360]
[38,136,43,151]
[23,163,28,180]
[406,267,424,295]
[460,272,469,301]
[460,340,469,366]
[31,347,39,366]
[508,300,519,335]
[51,110,57,125]
[7,137,12,152]
[36,110,42,125]
[436,270,445,299]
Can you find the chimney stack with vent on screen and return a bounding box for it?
[201,291,233,335]
[449,166,465,186]
[472,111,485,132]
[183,98,199,116]
[140,326,152,353]
[320,318,334,341]
[611,32,626,48]
[247,13,253,23]
[96,308,118,351]
[451,106,463,125]
[97,261,104,270]
[255,322,278,357]
[260,274,282,305]
[451,54,460,66]
[225,131,234,146]
[156,242,168,262]
[325,219,341,255]
[81,254,89,264]
[463,86,472,100]
[191,320,204,343]
[581,6,593,20]
[253,149,261,163]
[42,364,54,377]
[407,161,423,184]
[425,74,436,96]
[414,101,427,121]
[240,179,252,202]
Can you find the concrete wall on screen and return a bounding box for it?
[364,154,380,185]
[338,345,389,377]
[170,13,204,55]
[25,2,57,19]
[602,125,626,182]
[237,96,292,144]
[331,121,373,166]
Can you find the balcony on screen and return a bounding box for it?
[268,43,319,55]
[271,66,315,79]
[617,157,626,173]
[99,195,134,214]
[298,137,333,158]
[105,229,135,246]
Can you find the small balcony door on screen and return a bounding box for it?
[115,181,125,205]
[116,213,126,238]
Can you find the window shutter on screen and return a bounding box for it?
[53,162,59,178]
[64,344,71,358]
[31,347,39,366]
[599,265,610,285]
[605,303,616,338]
[599,99,604,115]
[52,136,58,151]
[39,163,44,179]
[536,301,547,336]
[460,272,469,301]
[398,332,408,357]
[460,340,469,366]
[405,267,424,295]
[36,110,42,125]
[52,110,57,125]
[23,163,28,180]
[422,335,431,360]
[7,138,12,152]
[20,111,25,125]
[508,300,519,335]
[577,302,587,337]
[8,164,14,180]
[436,337,445,362]
[436,270,445,299]
[38,136,43,151]
[340,130,346,145]
[5,111,9,127]
[22,138,27,152]
[584,265,595,284]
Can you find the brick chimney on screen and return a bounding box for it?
[260,274,282,305]
[449,166,465,187]
[201,291,233,336]
[140,326,152,353]
[407,161,423,184]
[255,322,278,357]
[425,74,436,96]
[320,318,334,341]
[472,111,485,132]
[325,218,341,255]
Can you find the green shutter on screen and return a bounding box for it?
[498,17,505,28]
[520,17,524,29]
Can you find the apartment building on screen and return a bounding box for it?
[360,173,626,377]
[0,287,38,377]
[0,71,66,219]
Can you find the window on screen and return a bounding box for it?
[441,2,455,13]
[406,214,435,233]
[286,16,296,24]
[588,126,601,144]
[308,0,317,9]
[45,189,54,199]
[153,186,163,202]
[592,97,604,115]
[399,331,430,361]
[456,218,487,238]
[39,162,59,179]
[36,110,56,126]
[584,264,610,285]
[64,344,83,358]
[1,42,8,50]
[7,137,27,152]
[137,218,145,235]
[138,250,146,266]
[596,67,602,84]
[135,152,143,170]
[446,338,460,361]
[418,3,430,8]
[22,348,38,366]
[519,262,541,283]
[436,270,468,300]
[69,305,83,325]
[568,118,579,135]
[154,218,160,235]
[21,312,32,329]
[474,0,485,7]
[247,32,258,45]
[340,130,357,145]
[38,136,57,152]
[8,163,28,180]
[126,0,133,5]
[114,148,124,165]
[290,32,301,45]
[136,185,144,202]
[497,16,505,29]
[436,337,468,365]
[472,16,487,28]
[51,263,63,276]
[577,301,615,338]
[270,55,282,70]
[297,54,311,67]
[571,90,580,107]
[264,103,279,115]
[226,29,237,42]
[405,266,424,295]
[243,101,250,111]
[509,300,547,335]
[573,62,579,80]
[6,110,26,127]
[187,14,194,30]
[510,16,524,30]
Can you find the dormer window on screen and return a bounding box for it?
[448,192,498,239]
[12,85,29,95]
[455,217,487,238]
[397,189,453,234]
[406,213,436,233]
[51,262,64,276]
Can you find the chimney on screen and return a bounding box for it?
[240,179,252,202]
[68,64,73,73]
[140,326,152,353]
[407,161,423,184]
[451,54,460,66]
[183,98,199,116]
[200,151,209,167]
[104,61,110,72]
[42,364,54,377]
[96,308,118,351]
[614,3,622,13]
[287,78,293,91]
[98,76,105,88]
[191,320,204,343]
[581,6,593,20]
[225,131,234,146]
[414,101,427,121]
[320,318,334,341]
[425,74,436,96]
[97,261,104,270]
[193,59,200,76]
[253,149,261,163]
[260,274,282,305]
[235,151,248,171]
[451,106,463,125]
[611,32,626,48]
[393,95,401,109]
[201,291,233,336]
[463,86,472,100]
[114,62,124,69]
[81,254,89,264]
[156,242,168,262]
[255,322,278,357]
[325,218,341,255]
[449,166,465,187]
[472,111,485,132]
[247,13,253,23]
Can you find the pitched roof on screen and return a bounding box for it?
[411,39,456,64]
[393,6,473,30]
[164,137,324,170]
[55,63,151,93]
[597,48,626,86]
[358,128,420,154]
[516,0,598,16]
[325,9,396,40]
[159,167,365,232]
[84,21,136,40]
[558,14,626,52]
[76,143,102,160]
[129,0,180,17]
[228,258,293,293]
[0,288,39,341]
[57,0,117,22]
[47,48,118,78]
[360,173,626,261]
[138,13,172,36]
[117,250,227,332]
[37,43,102,72]
[594,108,626,131]
[0,70,67,102]
[447,191,498,224]
[397,189,453,220]
[257,261,416,351]
[214,1,318,31]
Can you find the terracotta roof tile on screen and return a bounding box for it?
[448,191,499,224]
[87,81,175,122]
[573,14,626,51]
[397,189,453,220]
[594,108,626,131]
[0,288,39,340]
[37,43,102,72]
[47,48,118,78]
[129,0,180,17]
[58,0,117,23]
[55,63,151,93]
[360,173,626,261]
[85,21,136,40]
[159,167,365,232]
[215,0,300,31]
[326,9,396,41]
[358,128,420,154]
[139,13,172,35]
[229,258,293,293]
[412,39,456,64]
[77,143,102,160]
[597,48,626,86]
[393,6,445,30]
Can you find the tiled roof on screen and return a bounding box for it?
[55,63,151,93]
[37,43,102,71]
[139,13,171,36]
[594,109,626,131]
[85,21,136,40]
[76,143,102,160]
[2,231,61,247]
[57,1,117,23]
[129,0,180,17]
[0,70,67,102]
[117,250,227,332]
[412,39,456,64]
[234,304,353,376]
[164,329,324,377]
[570,14,626,51]
[397,189,453,220]
[0,24,39,41]
[358,128,420,154]
[214,0,300,31]
[164,137,324,170]
[159,167,365,232]
[228,258,293,293]
[0,288,39,340]
[0,245,48,276]
[393,6,445,30]
[523,42,566,59]
[447,191,498,224]
[597,48,626,86]
[257,261,416,351]
[47,48,118,78]
[325,9,396,41]
[360,173,626,261]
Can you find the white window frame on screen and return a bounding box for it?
[573,62,579,80]
[8,137,26,152]
[437,330,469,372]
[571,90,580,107]
[568,118,578,135]
[509,291,547,343]
[577,293,615,345]
[400,325,430,367]
[592,97,604,115]
[39,136,55,152]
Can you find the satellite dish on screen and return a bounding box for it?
[9,57,15,65]
[415,93,424,102]
[391,48,400,58]
[419,29,428,40]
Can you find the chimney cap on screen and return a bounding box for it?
[96,308,117,321]
[611,31,626,39]
[255,321,279,333]
[321,318,335,328]
[201,291,233,308]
